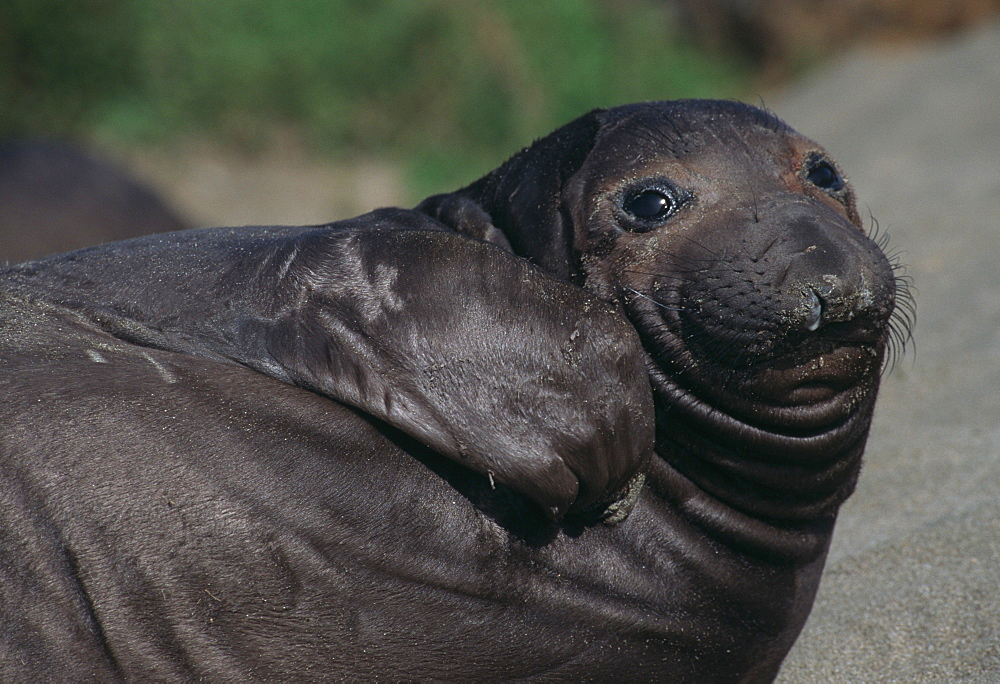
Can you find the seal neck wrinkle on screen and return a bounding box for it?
[645,456,839,563]
[645,364,875,561]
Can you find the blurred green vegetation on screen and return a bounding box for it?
[0,0,751,197]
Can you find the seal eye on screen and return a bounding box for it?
[622,188,680,229]
[625,190,674,220]
[618,181,688,232]
[806,158,845,192]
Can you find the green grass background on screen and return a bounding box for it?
[0,0,751,196]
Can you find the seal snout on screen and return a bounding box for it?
[762,205,893,339]
[669,194,895,372]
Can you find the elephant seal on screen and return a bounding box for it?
[0,140,189,264]
[0,100,906,681]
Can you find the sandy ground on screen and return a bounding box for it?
[770,22,1000,683]
[125,136,404,230]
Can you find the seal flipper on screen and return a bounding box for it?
[5,214,653,521]
[242,225,654,520]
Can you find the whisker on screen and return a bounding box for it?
[624,287,687,311]
[858,215,917,375]
[647,254,715,271]
[678,234,720,258]
[883,278,916,375]
[865,210,893,252]
[621,269,692,283]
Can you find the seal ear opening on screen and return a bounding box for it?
[419,109,605,283]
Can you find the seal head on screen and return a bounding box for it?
[421,100,902,532]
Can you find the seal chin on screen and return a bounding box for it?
[648,356,874,520]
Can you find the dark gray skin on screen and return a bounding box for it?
[0,101,901,681]
[0,140,189,264]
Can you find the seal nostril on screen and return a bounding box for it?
[805,289,823,332]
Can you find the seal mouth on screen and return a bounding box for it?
[670,281,888,418]
[745,343,881,408]
[630,302,884,433]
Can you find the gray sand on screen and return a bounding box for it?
[770,23,1000,683]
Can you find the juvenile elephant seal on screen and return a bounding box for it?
[0,100,906,681]
[0,140,189,263]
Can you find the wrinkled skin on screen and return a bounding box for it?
[0,101,899,681]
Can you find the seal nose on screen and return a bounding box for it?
[799,273,876,332]
[765,201,893,335]
[673,196,896,367]
[804,289,823,332]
